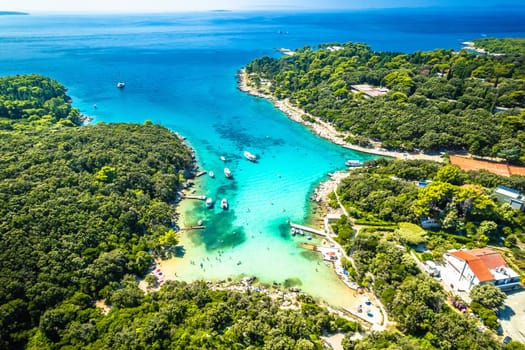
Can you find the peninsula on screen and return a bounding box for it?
[241,39,525,167]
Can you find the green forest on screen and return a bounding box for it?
[2,67,525,348]
[331,159,525,349]
[245,38,525,161]
[332,159,525,267]
[0,74,197,348]
[0,74,360,350]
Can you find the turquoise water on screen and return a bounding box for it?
[1,8,524,306]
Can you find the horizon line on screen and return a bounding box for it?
[12,4,524,16]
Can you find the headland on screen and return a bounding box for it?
[237,69,443,163]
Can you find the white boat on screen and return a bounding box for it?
[221,198,228,210]
[220,156,226,161]
[244,151,257,162]
[209,171,214,178]
[205,197,214,208]
[117,82,125,88]
[345,160,362,167]
[224,167,232,178]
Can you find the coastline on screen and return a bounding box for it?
[237,69,442,163]
[236,67,397,328]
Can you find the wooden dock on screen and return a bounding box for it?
[289,222,326,237]
[184,195,206,200]
[180,225,206,231]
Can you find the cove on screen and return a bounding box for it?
[1,9,523,307]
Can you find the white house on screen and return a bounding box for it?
[443,248,521,292]
[494,185,525,211]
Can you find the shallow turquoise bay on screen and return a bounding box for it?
[1,9,523,306]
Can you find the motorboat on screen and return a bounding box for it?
[205,197,214,208]
[345,160,362,167]
[221,198,228,210]
[220,156,226,161]
[244,151,257,162]
[224,167,232,178]
[117,82,125,88]
[209,171,215,178]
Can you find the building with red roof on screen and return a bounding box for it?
[443,248,520,292]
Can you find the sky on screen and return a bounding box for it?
[1,0,523,13]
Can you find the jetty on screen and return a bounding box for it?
[183,195,206,200]
[196,171,207,177]
[289,222,326,237]
[180,225,206,231]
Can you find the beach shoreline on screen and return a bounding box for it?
[237,69,442,163]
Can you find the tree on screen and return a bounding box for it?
[469,283,507,310]
[476,220,499,243]
[144,274,158,288]
[434,165,463,185]
[506,341,525,350]
[109,286,144,308]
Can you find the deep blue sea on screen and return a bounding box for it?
[1,7,524,305]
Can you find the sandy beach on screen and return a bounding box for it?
[238,69,442,163]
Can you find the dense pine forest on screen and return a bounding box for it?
[245,38,525,161]
[0,75,355,349]
[332,159,525,350]
[2,63,525,348]
[0,75,197,348]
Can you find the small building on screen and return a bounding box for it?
[494,185,525,210]
[443,248,521,292]
[350,84,389,98]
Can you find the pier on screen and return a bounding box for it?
[195,171,207,177]
[180,225,206,231]
[289,222,326,237]
[183,195,206,200]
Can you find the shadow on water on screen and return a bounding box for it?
[283,277,303,288]
[299,250,319,261]
[213,122,285,152]
[174,245,186,258]
[277,222,291,239]
[188,207,246,251]
[216,181,237,196]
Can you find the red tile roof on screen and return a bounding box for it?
[450,249,507,282]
